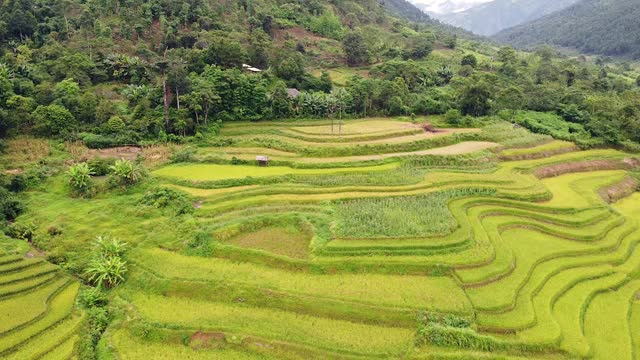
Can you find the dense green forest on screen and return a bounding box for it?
[494,0,640,59]
[0,0,639,149]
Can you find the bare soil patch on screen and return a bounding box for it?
[500,144,579,161]
[67,143,177,168]
[190,331,227,349]
[534,158,640,178]
[598,177,639,203]
[3,169,23,175]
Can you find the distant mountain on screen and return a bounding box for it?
[494,0,640,59]
[383,0,480,38]
[432,0,581,36]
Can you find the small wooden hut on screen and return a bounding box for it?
[256,155,269,166]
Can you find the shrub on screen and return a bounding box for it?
[5,221,36,241]
[47,226,63,236]
[83,133,137,149]
[78,287,109,308]
[87,158,116,176]
[66,162,95,195]
[444,109,463,126]
[139,188,194,215]
[109,159,144,186]
[85,256,128,288]
[77,287,110,360]
[170,147,196,163]
[92,235,129,258]
[0,188,24,221]
[84,235,129,288]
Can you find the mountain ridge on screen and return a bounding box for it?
[430,0,581,36]
[493,0,640,59]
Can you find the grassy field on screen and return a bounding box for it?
[153,162,399,181]
[2,118,640,359]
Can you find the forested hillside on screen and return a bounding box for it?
[0,0,639,151]
[494,0,640,59]
[436,0,580,36]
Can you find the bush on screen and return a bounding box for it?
[83,133,136,149]
[66,162,95,196]
[139,188,194,215]
[84,235,129,288]
[0,188,24,221]
[109,159,144,186]
[78,287,109,308]
[5,221,36,241]
[444,109,463,126]
[170,147,196,163]
[87,158,116,176]
[77,287,110,360]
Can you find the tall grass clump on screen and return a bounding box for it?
[334,188,495,238]
[139,188,194,215]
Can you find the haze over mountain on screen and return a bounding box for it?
[420,0,581,36]
[494,0,640,59]
[413,0,492,15]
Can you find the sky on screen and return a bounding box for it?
[410,0,494,14]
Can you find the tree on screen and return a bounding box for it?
[0,63,14,105]
[202,37,247,68]
[406,33,433,60]
[273,52,305,82]
[32,104,77,136]
[436,66,454,85]
[167,62,190,110]
[270,85,293,118]
[495,86,524,120]
[310,12,344,40]
[461,54,477,68]
[343,31,370,66]
[636,75,640,87]
[497,46,517,64]
[459,80,492,117]
[319,71,332,93]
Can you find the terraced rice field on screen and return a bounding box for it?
[94,119,640,359]
[6,118,640,359]
[0,248,81,359]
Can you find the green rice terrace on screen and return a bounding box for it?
[2,117,640,359]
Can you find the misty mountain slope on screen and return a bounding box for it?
[434,0,581,36]
[494,0,640,58]
[383,0,480,38]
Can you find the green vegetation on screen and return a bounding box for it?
[1,0,640,357]
[2,117,640,358]
[153,162,399,182]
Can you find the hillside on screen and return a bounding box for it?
[2,0,640,358]
[434,0,581,36]
[494,0,640,58]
